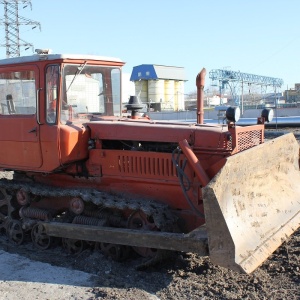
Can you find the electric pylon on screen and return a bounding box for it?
[0,0,41,58]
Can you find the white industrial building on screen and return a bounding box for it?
[122,73,135,102]
[130,64,186,111]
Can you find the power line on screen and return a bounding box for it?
[0,0,41,58]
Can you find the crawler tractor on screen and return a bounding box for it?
[0,49,299,273]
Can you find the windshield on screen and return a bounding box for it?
[61,64,121,123]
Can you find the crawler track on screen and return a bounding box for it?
[0,179,177,231]
[0,178,179,264]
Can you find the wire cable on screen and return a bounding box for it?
[172,147,204,218]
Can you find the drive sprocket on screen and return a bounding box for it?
[0,187,17,232]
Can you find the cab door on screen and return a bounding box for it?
[0,65,42,169]
[38,64,61,171]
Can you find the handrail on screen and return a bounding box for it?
[36,88,43,125]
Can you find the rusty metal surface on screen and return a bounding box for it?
[0,179,177,231]
[42,222,209,255]
[196,68,206,124]
[229,124,264,154]
[203,133,300,273]
[179,139,210,186]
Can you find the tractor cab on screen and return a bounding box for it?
[46,57,123,125]
[0,50,124,172]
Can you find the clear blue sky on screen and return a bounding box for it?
[0,0,299,94]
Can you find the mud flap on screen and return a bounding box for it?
[203,133,300,274]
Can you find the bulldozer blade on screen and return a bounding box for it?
[202,132,300,274]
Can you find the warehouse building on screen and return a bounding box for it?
[130,64,186,111]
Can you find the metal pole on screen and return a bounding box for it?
[241,79,244,116]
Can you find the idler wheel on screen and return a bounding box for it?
[7,220,24,245]
[95,242,131,262]
[127,210,158,258]
[16,188,29,206]
[69,197,84,215]
[31,223,53,250]
[0,188,15,231]
[62,238,85,255]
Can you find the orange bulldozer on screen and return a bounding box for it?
[0,49,298,273]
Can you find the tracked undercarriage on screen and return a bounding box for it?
[0,177,183,265]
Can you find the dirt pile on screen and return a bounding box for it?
[0,226,298,300]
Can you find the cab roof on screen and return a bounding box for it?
[0,53,124,65]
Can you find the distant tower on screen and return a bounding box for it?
[0,0,41,58]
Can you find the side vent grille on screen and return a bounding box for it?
[118,154,180,178]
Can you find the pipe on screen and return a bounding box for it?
[179,139,210,187]
[196,68,206,124]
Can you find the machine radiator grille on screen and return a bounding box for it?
[237,129,263,152]
[118,154,179,178]
[225,139,233,150]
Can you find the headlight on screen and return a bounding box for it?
[226,106,241,123]
[261,108,274,122]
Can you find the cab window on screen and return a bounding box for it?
[46,65,59,124]
[61,64,121,123]
[0,70,36,115]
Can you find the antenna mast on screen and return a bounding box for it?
[0,0,41,57]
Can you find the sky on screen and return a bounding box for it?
[0,0,299,95]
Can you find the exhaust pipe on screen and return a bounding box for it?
[196,68,206,124]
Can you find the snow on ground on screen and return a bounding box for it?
[0,250,96,300]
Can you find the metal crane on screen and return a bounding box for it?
[209,69,284,114]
